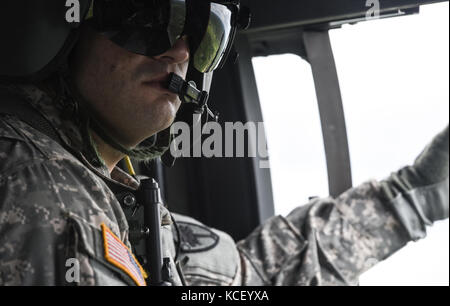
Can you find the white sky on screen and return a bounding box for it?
[252,2,449,286]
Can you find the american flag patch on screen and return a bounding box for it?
[101,223,147,286]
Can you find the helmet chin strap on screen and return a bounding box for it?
[202,71,219,121]
[57,69,171,163]
[57,63,216,166]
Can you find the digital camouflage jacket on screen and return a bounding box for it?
[0,84,448,286]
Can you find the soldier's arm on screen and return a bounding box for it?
[236,126,449,285]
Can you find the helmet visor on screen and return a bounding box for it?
[93,0,186,57]
[91,0,236,73]
[192,3,233,73]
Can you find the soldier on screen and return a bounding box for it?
[0,0,448,286]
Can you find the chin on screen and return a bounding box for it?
[134,94,180,136]
[156,96,180,121]
[154,118,173,132]
[151,109,178,133]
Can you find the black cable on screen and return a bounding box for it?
[170,212,182,264]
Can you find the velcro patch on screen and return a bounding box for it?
[177,221,220,253]
[101,223,147,286]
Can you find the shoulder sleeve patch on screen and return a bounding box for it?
[177,221,220,253]
[101,223,147,286]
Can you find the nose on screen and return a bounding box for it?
[154,37,190,65]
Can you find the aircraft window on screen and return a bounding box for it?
[331,2,449,285]
[253,2,448,286]
[252,54,329,217]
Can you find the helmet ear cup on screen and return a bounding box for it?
[0,0,92,79]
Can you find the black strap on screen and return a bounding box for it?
[0,90,63,146]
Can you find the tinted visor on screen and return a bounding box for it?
[92,0,185,57]
[91,0,235,73]
[192,3,233,73]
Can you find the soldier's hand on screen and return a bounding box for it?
[380,125,449,226]
[413,126,449,186]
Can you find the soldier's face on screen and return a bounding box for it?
[70,26,190,148]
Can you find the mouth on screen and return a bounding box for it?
[142,73,179,101]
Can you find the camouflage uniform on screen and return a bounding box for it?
[0,84,448,286]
